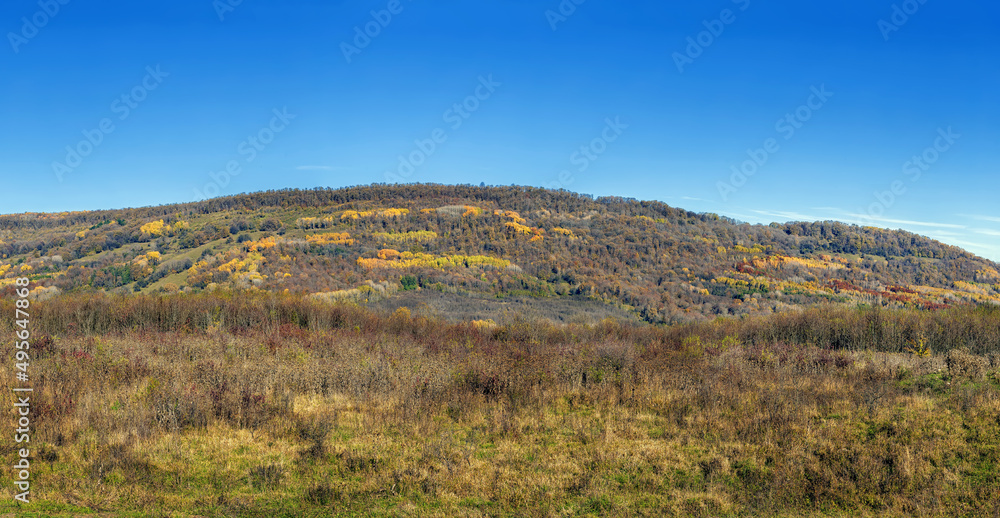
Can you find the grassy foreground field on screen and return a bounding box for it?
[2,293,1000,516]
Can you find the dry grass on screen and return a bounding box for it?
[2,293,1000,516]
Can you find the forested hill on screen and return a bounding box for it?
[2,184,999,323]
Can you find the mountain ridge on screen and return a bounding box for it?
[2,184,998,322]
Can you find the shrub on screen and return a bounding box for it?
[259,218,282,231]
[249,464,284,490]
[297,416,333,461]
[947,348,989,380]
[305,482,338,505]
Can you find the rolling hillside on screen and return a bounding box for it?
[2,184,998,323]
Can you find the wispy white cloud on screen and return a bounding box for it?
[751,209,821,221]
[811,208,968,230]
[920,232,1000,257]
[842,214,966,229]
[937,238,999,251]
[718,209,999,261]
[958,213,1000,223]
[923,230,963,237]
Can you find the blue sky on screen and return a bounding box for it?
[1,0,998,260]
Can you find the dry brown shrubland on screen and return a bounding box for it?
[1,292,999,516]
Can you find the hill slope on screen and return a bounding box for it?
[2,184,998,322]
